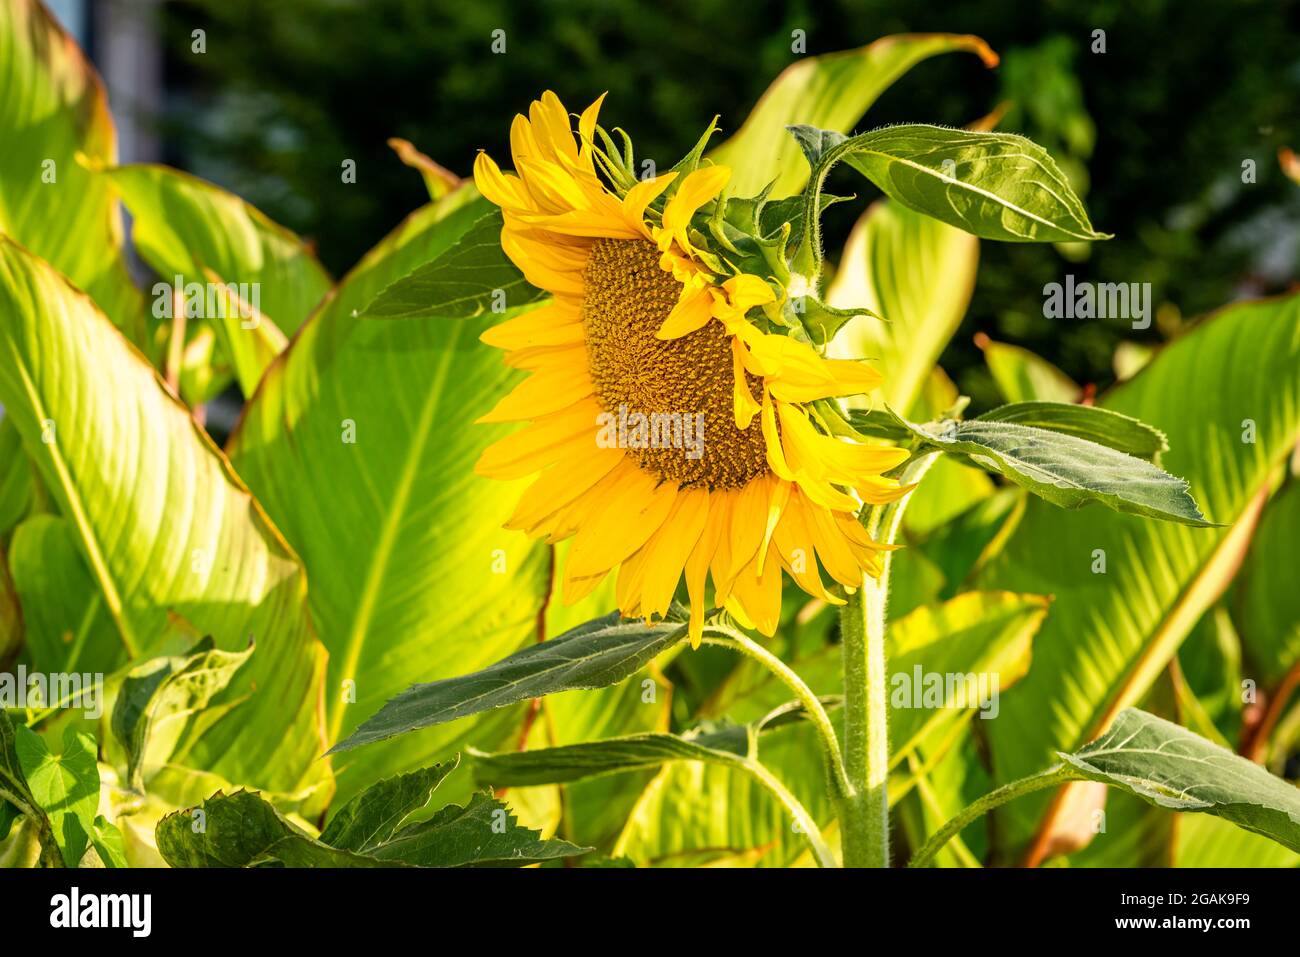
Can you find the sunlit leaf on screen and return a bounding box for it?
[710,33,998,198]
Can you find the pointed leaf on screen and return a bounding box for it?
[333,612,688,754]
[977,401,1167,461]
[1061,709,1300,853]
[366,792,590,867]
[903,416,1209,526]
[319,758,458,852]
[15,725,99,867]
[157,790,389,868]
[471,727,754,788]
[359,209,543,320]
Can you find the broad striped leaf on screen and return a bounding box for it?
[978,292,1300,859]
[0,236,328,795]
[229,188,552,803]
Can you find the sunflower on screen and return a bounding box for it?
[473,91,910,646]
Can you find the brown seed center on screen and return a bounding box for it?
[581,238,768,490]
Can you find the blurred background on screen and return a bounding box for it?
[53,0,1300,416]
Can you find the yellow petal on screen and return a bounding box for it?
[660,164,731,254]
[635,488,710,617]
[731,337,761,429]
[477,359,593,423]
[474,398,601,479]
[655,282,714,339]
[480,301,584,350]
[566,470,679,578]
[684,492,726,648]
[507,445,624,534]
[622,172,678,228]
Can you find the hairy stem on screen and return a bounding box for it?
[908,765,1074,868]
[701,626,849,798]
[838,451,939,868]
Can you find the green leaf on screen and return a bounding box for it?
[794,123,1107,279]
[1061,709,1300,853]
[977,401,1168,461]
[111,636,254,791]
[87,815,128,868]
[228,189,551,801]
[709,34,999,198]
[0,544,19,663]
[0,418,33,539]
[158,783,589,868]
[15,725,99,867]
[99,163,332,396]
[7,515,118,675]
[157,790,390,868]
[0,236,329,795]
[826,199,980,416]
[978,337,1081,404]
[0,0,144,342]
[470,727,753,788]
[332,612,689,754]
[365,791,590,867]
[0,711,58,864]
[1176,812,1300,868]
[978,291,1300,858]
[1235,481,1300,688]
[899,415,1209,526]
[359,209,544,320]
[319,759,458,852]
[0,797,18,842]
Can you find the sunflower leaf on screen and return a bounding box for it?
[469,726,756,788]
[921,421,1208,525]
[318,758,459,852]
[360,210,545,320]
[1059,709,1300,852]
[330,611,690,753]
[870,408,1209,526]
[157,790,395,868]
[976,401,1168,462]
[791,123,1108,280]
[366,791,591,867]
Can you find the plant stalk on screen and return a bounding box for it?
[701,626,849,798]
[837,451,939,868]
[908,765,1073,868]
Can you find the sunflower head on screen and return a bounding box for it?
[473,92,910,645]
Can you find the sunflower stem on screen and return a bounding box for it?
[837,451,940,868]
[701,627,850,798]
